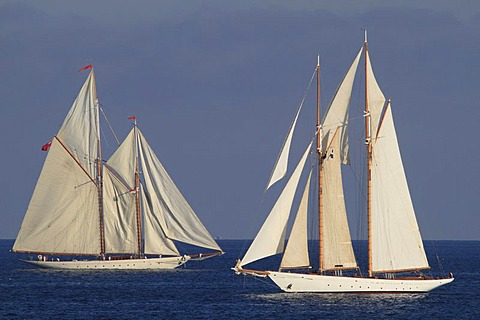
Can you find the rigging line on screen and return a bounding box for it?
[100,106,121,146]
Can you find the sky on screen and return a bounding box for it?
[1,0,479,241]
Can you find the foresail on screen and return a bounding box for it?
[322,131,357,270]
[137,130,221,252]
[266,102,303,190]
[322,47,363,164]
[57,70,99,177]
[13,138,100,254]
[240,142,312,268]
[140,184,180,256]
[371,104,429,272]
[280,169,312,269]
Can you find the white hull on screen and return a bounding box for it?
[268,271,454,293]
[21,256,190,270]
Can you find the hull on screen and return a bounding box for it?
[268,271,454,293]
[21,256,190,270]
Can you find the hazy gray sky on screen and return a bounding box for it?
[1,0,479,240]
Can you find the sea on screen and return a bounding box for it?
[1,239,479,319]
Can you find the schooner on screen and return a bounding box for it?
[233,32,454,292]
[12,66,223,269]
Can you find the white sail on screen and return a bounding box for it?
[13,138,100,254]
[137,129,221,252]
[106,129,136,187]
[322,130,357,270]
[102,166,137,254]
[57,70,99,177]
[366,51,386,140]
[240,142,312,267]
[371,103,429,272]
[140,184,180,256]
[322,47,363,164]
[13,71,101,255]
[266,100,303,190]
[280,170,312,269]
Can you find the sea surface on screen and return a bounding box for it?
[1,239,479,319]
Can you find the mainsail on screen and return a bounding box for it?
[13,71,101,255]
[370,103,429,272]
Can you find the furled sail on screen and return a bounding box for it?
[322,130,357,270]
[371,103,429,272]
[137,129,221,252]
[322,47,362,164]
[280,170,312,269]
[13,71,101,254]
[266,102,303,190]
[240,142,312,267]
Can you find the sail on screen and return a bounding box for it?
[366,51,386,140]
[371,103,429,272]
[322,130,357,270]
[57,70,99,177]
[141,184,180,255]
[137,129,222,252]
[102,166,137,254]
[322,47,363,164]
[266,102,303,190]
[13,71,101,255]
[13,138,100,254]
[280,170,312,269]
[240,142,312,267]
[106,129,136,187]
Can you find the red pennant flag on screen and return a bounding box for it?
[128,116,136,120]
[79,64,93,72]
[41,141,52,151]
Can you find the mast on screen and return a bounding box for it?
[363,30,373,277]
[93,68,106,259]
[133,118,143,256]
[316,55,324,273]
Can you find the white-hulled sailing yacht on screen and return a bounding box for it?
[233,32,453,292]
[12,66,223,269]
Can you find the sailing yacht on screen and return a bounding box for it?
[12,66,223,269]
[233,32,454,292]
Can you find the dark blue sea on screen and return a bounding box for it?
[1,240,478,319]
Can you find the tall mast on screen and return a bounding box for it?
[316,55,324,274]
[363,30,373,277]
[133,118,143,256]
[93,69,106,259]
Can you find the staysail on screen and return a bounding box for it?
[322,130,357,270]
[280,169,312,269]
[240,142,312,267]
[321,47,363,164]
